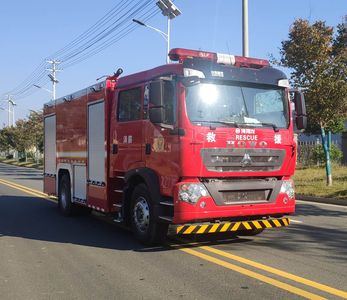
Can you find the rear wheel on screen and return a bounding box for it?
[130,184,168,245]
[58,174,75,216]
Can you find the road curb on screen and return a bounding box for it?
[296,194,347,206]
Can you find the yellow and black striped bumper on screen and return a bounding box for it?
[175,217,290,235]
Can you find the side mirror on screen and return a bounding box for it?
[149,81,165,123]
[292,90,307,130]
[149,80,175,124]
[296,115,307,130]
[149,80,165,107]
[149,107,165,124]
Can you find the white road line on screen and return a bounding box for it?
[290,219,303,224]
[296,200,347,209]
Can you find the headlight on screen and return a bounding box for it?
[280,180,295,199]
[179,183,208,205]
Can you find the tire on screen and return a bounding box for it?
[58,174,75,216]
[237,228,264,236]
[130,184,168,245]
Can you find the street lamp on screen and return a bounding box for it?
[133,18,169,63]
[33,84,53,96]
[133,0,181,64]
[133,19,168,41]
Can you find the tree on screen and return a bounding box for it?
[0,110,44,161]
[27,110,44,153]
[0,126,16,154]
[11,119,33,160]
[278,19,347,186]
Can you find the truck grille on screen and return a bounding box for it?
[201,148,285,172]
[202,178,281,206]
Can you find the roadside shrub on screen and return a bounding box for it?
[27,152,35,160]
[312,144,342,164]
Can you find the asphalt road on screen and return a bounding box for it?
[0,163,346,300]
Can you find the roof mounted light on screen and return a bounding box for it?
[169,48,270,69]
[183,68,205,78]
[216,53,236,65]
[278,79,290,88]
[169,48,216,62]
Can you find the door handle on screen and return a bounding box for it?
[145,143,151,155]
[112,144,118,154]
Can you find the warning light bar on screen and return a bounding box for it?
[169,48,270,69]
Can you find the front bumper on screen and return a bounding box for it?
[173,179,295,224]
[174,217,290,235]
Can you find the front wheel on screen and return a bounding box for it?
[130,184,168,245]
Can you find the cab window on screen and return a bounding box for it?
[117,88,142,122]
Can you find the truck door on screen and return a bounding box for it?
[144,80,180,195]
[111,86,145,172]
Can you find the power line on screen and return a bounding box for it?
[0,0,162,102]
[61,5,159,68]
[59,0,153,62]
[51,0,129,58]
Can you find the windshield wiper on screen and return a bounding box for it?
[242,122,279,132]
[191,120,239,127]
[192,120,279,132]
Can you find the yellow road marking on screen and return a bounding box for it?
[1,178,344,299]
[0,179,56,203]
[179,247,326,300]
[0,178,47,196]
[200,246,347,299]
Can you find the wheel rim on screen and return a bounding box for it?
[133,197,150,234]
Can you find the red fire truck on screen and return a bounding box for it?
[43,48,306,244]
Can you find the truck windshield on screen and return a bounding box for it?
[185,82,289,129]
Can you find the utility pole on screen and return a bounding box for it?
[242,0,249,57]
[4,95,16,127]
[46,59,61,100]
[7,97,11,127]
[167,14,171,63]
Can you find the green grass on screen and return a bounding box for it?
[294,164,347,199]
